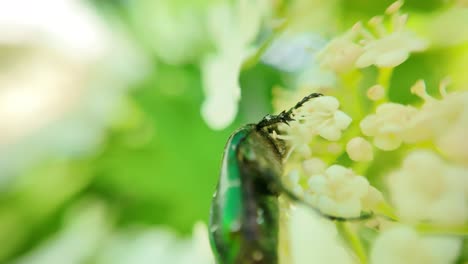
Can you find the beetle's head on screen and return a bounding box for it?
[256,93,322,130]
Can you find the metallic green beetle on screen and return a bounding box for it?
[209,93,370,264]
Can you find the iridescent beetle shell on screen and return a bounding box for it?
[209,125,282,264]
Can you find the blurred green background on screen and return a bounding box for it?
[0,0,466,263]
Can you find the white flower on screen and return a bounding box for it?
[207,0,268,52]
[0,0,145,184]
[273,123,314,157]
[346,137,374,162]
[317,1,427,71]
[356,31,427,68]
[96,223,214,264]
[126,0,208,65]
[13,201,111,264]
[201,54,242,130]
[405,82,468,164]
[305,165,382,218]
[360,102,418,151]
[387,150,468,225]
[0,0,111,62]
[273,95,352,158]
[436,108,468,165]
[302,158,327,176]
[284,205,355,264]
[355,2,427,68]
[370,226,462,264]
[293,96,352,141]
[316,23,364,73]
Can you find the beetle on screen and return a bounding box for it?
[209,93,370,264]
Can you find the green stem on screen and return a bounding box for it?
[336,222,368,264]
[415,223,468,236]
[241,20,290,71]
[376,67,394,100]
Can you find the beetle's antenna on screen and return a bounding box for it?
[287,92,323,116]
[256,93,323,130]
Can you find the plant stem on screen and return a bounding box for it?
[377,67,394,100]
[336,222,368,264]
[415,223,468,236]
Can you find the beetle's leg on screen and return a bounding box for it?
[274,179,374,221]
[248,157,373,221]
[246,130,373,222]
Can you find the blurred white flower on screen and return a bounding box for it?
[305,165,381,218]
[11,200,214,264]
[370,226,462,264]
[0,0,146,184]
[405,81,468,164]
[316,23,364,73]
[360,103,418,151]
[13,200,111,264]
[436,108,468,165]
[387,150,468,225]
[201,0,270,130]
[96,223,214,264]
[285,205,354,264]
[356,31,427,68]
[201,53,242,130]
[355,1,427,68]
[0,51,85,146]
[316,1,427,71]
[0,0,110,62]
[127,0,207,64]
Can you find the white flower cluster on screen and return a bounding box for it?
[272,95,384,219]
[406,81,468,165]
[305,165,382,218]
[286,161,383,219]
[360,102,418,151]
[273,96,352,157]
[360,80,468,161]
[276,1,466,263]
[317,0,427,72]
[370,226,461,264]
[388,150,468,225]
